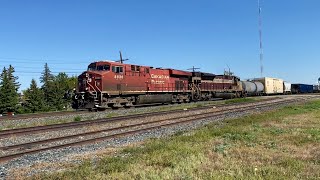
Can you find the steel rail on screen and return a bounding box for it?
[0,98,300,163]
[0,98,280,138]
[0,98,297,151]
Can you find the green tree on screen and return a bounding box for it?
[50,73,76,110]
[39,65,77,111]
[65,75,78,103]
[7,65,20,91]
[0,67,6,113]
[40,63,54,108]
[48,80,66,110]
[67,75,78,90]
[24,79,45,113]
[0,67,19,113]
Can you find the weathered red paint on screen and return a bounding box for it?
[78,61,192,95]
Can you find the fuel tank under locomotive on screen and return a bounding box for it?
[136,94,173,104]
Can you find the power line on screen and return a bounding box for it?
[0,57,91,63]
[7,66,84,70]
[14,71,82,74]
[0,60,89,65]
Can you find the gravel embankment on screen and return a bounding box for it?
[0,100,228,131]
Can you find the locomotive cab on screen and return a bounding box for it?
[74,62,111,110]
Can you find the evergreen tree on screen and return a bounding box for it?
[24,79,45,113]
[7,65,20,91]
[0,67,19,113]
[0,67,6,113]
[40,63,54,108]
[39,65,77,111]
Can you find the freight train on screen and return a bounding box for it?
[242,79,316,96]
[72,60,243,110]
[72,59,317,110]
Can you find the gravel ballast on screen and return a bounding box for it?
[0,96,319,179]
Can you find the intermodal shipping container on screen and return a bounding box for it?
[253,77,284,94]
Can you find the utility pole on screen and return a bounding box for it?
[258,0,264,77]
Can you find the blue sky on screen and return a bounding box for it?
[0,0,319,91]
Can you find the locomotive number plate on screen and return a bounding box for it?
[114,75,124,80]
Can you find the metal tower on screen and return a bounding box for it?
[258,0,264,77]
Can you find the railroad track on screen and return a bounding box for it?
[0,97,306,163]
[0,97,273,121]
[0,103,177,121]
[0,97,281,138]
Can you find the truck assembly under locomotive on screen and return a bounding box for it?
[72,59,243,110]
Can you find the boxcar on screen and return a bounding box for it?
[291,84,313,94]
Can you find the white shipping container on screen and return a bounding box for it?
[254,77,284,94]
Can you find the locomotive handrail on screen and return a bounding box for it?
[87,80,97,98]
[94,81,102,93]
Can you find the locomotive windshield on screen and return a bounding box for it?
[88,63,96,71]
[87,63,110,71]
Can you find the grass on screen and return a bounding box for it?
[73,116,82,122]
[105,112,120,118]
[29,99,320,179]
[224,97,256,104]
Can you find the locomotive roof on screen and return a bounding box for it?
[91,61,191,73]
[92,61,152,68]
[89,61,240,78]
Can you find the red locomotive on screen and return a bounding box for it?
[73,55,243,110]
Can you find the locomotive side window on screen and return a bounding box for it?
[104,65,110,71]
[112,66,123,73]
[97,65,110,71]
[131,65,135,71]
[146,68,149,73]
[97,66,103,71]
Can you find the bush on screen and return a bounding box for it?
[74,116,82,122]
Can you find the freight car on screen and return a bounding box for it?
[314,85,320,93]
[291,84,313,94]
[72,60,243,110]
[253,77,284,94]
[283,82,292,94]
[241,81,264,96]
[242,77,284,96]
